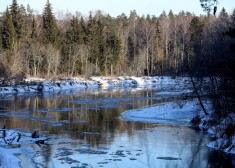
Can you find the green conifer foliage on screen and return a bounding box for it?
[9,0,23,39]
[189,16,204,74]
[104,16,121,72]
[30,18,38,41]
[0,23,2,51]
[68,16,79,44]
[2,7,16,49]
[189,17,204,48]
[154,21,164,74]
[96,19,106,74]
[42,0,59,45]
[78,16,87,44]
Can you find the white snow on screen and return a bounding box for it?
[121,99,200,126]
[0,147,22,168]
[0,130,50,168]
[0,76,162,94]
[201,113,235,154]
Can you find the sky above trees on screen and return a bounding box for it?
[0,0,234,17]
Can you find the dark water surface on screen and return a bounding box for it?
[0,86,234,168]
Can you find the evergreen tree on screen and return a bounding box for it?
[154,21,164,74]
[96,19,106,74]
[2,7,16,49]
[104,16,121,74]
[127,36,134,60]
[87,15,106,74]
[0,23,2,51]
[30,17,38,41]
[189,16,204,75]
[189,17,204,46]
[78,16,87,44]
[219,7,228,19]
[67,16,79,44]
[9,0,23,39]
[42,0,59,46]
[87,14,98,63]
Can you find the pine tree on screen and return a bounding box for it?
[9,0,23,39]
[2,7,16,49]
[42,0,59,45]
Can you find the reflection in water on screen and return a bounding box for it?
[0,86,234,168]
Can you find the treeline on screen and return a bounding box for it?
[0,0,234,78]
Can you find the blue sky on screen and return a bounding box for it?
[0,0,234,17]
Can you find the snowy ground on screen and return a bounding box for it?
[0,76,191,94]
[0,130,49,168]
[200,113,235,154]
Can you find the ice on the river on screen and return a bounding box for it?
[121,99,200,126]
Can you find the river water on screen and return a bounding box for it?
[0,86,234,168]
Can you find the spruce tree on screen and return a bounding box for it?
[155,21,164,74]
[96,19,106,74]
[9,0,23,39]
[104,16,121,73]
[42,0,59,46]
[2,7,16,49]
[78,16,87,44]
[189,16,204,75]
[87,14,98,63]
[189,17,204,47]
[87,15,106,74]
[68,16,79,44]
[30,18,38,41]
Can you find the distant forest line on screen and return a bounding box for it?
[0,0,234,79]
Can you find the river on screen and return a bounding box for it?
[0,86,234,168]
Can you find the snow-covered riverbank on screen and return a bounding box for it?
[0,76,192,94]
[0,76,154,94]
[121,90,235,154]
[121,99,199,126]
[199,113,235,154]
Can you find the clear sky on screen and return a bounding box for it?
[0,0,234,17]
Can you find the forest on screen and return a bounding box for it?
[0,0,234,79]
